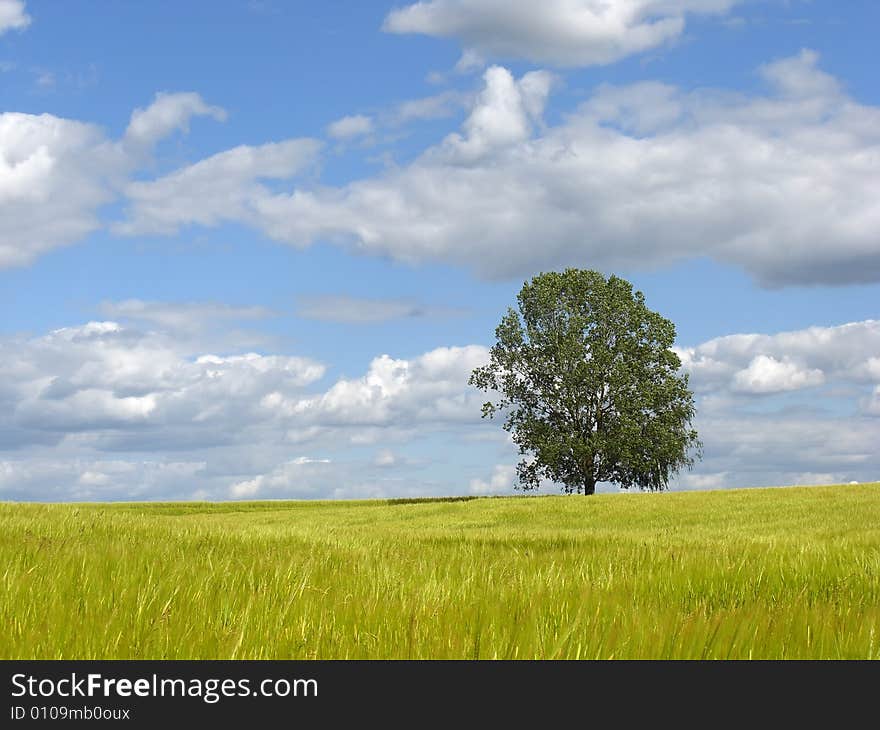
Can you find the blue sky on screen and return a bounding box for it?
[1,0,878,500]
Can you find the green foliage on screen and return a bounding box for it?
[470,269,701,494]
[1,484,878,659]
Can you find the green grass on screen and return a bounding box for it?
[1,484,878,659]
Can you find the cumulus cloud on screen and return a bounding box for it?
[229,457,332,499]
[0,0,30,35]
[265,345,489,426]
[662,319,880,488]
[382,0,745,67]
[676,320,880,398]
[453,48,486,73]
[0,322,487,449]
[683,410,880,490]
[0,318,489,500]
[124,91,227,148]
[117,139,321,235]
[861,387,880,417]
[0,321,326,451]
[731,356,824,395]
[2,316,878,500]
[0,458,206,502]
[0,113,121,268]
[327,114,374,140]
[469,463,515,494]
[468,319,880,492]
[10,51,879,287]
[441,67,553,160]
[0,92,230,269]
[675,471,729,490]
[226,456,430,501]
[122,52,880,287]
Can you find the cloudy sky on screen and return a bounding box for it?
[1,0,878,500]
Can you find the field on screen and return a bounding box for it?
[1,484,878,659]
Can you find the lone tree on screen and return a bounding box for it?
[469,269,701,495]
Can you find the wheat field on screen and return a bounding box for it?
[1,484,878,659]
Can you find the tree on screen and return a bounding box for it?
[469,269,701,495]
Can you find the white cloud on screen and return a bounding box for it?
[0,458,206,501]
[125,51,877,287]
[0,321,326,447]
[229,457,332,499]
[382,0,744,67]
[228,455,430,500]
[731,355,824,395]
[272,345,489,426]
[859,357,880,381]
[0,0,30,35]
[758,49,841,100]
[391,90,467,124]
[0,318,490,500]
[12,52,879,287]
[789,472,838,486]
[2,316,879,500]
[0,113,121,268]
[469,463,515,494]
[453,48,486,73]
[676,320,880,396]
[0,92,228,269]
[479,318,880,491]
[124,91,227,147]
[440,67,552,160]
[862,386,880,417]
[327,114,374,140]
[15,323,481,439]
[680,411,880,489]
[676,471,729,490]
[668,319,880,487]
[118,139,320,235]
[330,93,469,140]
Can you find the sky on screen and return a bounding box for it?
[1,0,878,501]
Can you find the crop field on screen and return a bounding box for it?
[1,484,878,659]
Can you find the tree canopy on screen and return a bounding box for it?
[469,269,701,494]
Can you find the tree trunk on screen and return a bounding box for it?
[584,475,596,495]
